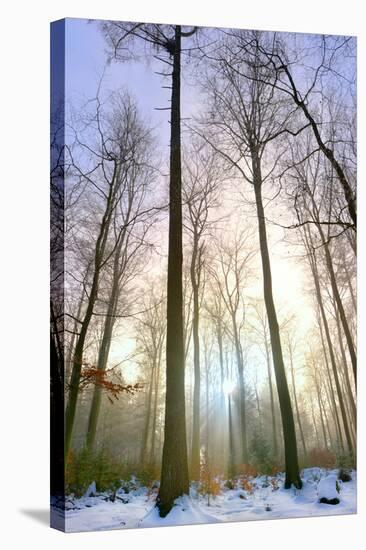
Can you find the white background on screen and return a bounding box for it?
[0,0,364,547]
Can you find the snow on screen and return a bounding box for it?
[83,481,96,498]
[317,474,341,501]
[63,468,356,533]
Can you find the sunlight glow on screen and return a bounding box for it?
[223,380,236,395]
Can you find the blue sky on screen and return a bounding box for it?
[65,18,200,149]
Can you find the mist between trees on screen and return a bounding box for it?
[51,21,356,518]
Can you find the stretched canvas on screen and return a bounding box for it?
[50,17,357,532]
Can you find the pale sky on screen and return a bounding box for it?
[64,18,328,388]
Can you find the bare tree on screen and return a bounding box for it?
[208,230,255,465]
[248,301,279,460]
[85,155,156,451]
[239,33,357,229]
[65,93,152,458]
[136,286,166,466]
[199,31,302,487]
[183,142,222,480]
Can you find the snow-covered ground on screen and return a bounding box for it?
[63,468,357,532]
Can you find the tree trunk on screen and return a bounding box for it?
[313,368,328,450]
[85,258,120,451]
[140,362,155,465]
[319,232,357,388]
[317,313,344,452]
[217,322,225,405]
[157,25,189,517]
[333,307,356,424]
[232,320,248,464]
[85,218,131,451]
[305,228,354,459]
[227,393,235,479]
[252,154,301,489]
[265,340,279,459]
[65,287,86,386]
[190,234,201,480]
[150,358,161,465]
[205,352,210,459]
[288,341,307,458]
[65,163,119,458]
[50,303,65,499]
[310,396,320,449]
[343,254,357,315]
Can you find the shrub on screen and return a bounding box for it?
[336,451,355,470]
[270,477,279,491]
[249,429,276,474]
[224,479,235,490]
[199,451,221,505]
[240,477,254,495]
[308,448,336,469]
[137,462,161,488]
[66,448,124,497]
[236,464,258,477]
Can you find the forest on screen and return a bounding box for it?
[50,20,357,531]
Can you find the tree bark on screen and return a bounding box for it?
[265,339,279,459]
[318,228,357,388]
[313,368,328,450]
[190,233,201,480]
[252,153,301,489]
[232,319,248,464]
[317,313,344,452]
[310,396,320,449]
[304,228,354,459]
[85,247,121,451]
[288,341,307,458]
[333,307,356,424]
[140,362,155,465]
[157,26,189,517]
[150,356,161,465]
[227,393,235,479]
[65,162,120,458]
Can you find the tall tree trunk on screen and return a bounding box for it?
[227,393,235,479]
[217,322,225,407]
[65,163,119,458]
[254,382,263,434]
[50,303,65,500]
[140,361,155,465]
[205,352,210,459]
[343,254,357,315]
[85,212,133,451]
[318,228,357,387]
[85,249,121,451]
[233,320,248,464]
[288,341,307,458]
[150,358,161,465]
[305,228,354,458]
[321,390,335,451]
[313,368,328,450]
[190,234,201,480]
[310,396,320,449]
[265,340,279,459]
[333,307,356,425]
[252,154,301,489]
[65,287,86,386]
[317,312,344,452]
[157,26,189,517]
